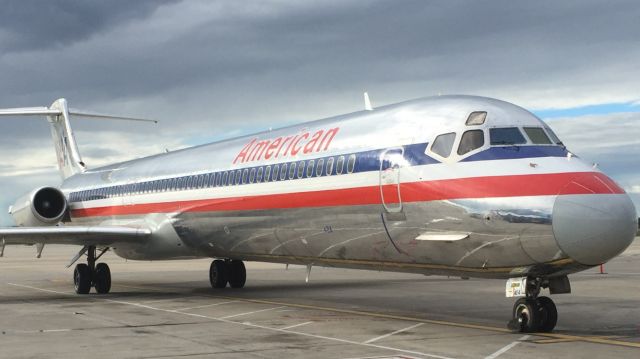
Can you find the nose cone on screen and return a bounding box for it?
[553,193,637,265]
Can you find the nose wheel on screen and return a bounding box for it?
[507,277,558,332]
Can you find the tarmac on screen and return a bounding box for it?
[1,239,639,359]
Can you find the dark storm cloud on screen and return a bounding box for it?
[2,0,640,111]
[0,0,177,52]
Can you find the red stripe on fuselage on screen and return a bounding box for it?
[70,172,624,218]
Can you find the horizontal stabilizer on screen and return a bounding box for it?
[0,106,156,123]
[0,225,151,246]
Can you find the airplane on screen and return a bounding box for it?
[0,95,636,333]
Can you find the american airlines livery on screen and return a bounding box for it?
[0,95,636,333]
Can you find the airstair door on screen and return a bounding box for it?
[379,148,404,213]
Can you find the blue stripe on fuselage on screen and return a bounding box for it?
[460,145,568,162]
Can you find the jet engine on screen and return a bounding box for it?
[9,187,68,226]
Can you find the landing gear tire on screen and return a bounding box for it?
[511,298,540,332]
[74,263,92,294]
[536,296,558,332]
[94,263,112,294]
[227,260,246,288]
[210,259,228,288]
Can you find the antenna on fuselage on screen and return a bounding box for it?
[364,92,373,111]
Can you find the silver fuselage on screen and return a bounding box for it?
[59,96,638,279]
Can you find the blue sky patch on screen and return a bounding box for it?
[533,102,640,119]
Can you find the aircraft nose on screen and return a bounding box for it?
[553,189,637,266]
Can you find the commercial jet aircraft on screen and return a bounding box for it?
[0,95,636,333]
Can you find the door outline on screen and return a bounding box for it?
[379,147,404,213]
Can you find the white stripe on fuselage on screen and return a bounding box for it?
[71,156,593,210]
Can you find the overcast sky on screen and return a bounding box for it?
[1,0,639,225]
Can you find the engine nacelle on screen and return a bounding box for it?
[9,187,68,226]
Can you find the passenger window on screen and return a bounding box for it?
[264,166,271,182]
[280,163,288,181]
[457,130,485,155]
[242,169,249,184]
[336,156,345,175]
[307,159,315,178]
[222,172,229,186]
[272,164,280,181]
[490,127,526,145]
[297,161,305,178]
[198,175,205,188]
[228,171,234,186]
[249,168,256,183]
[316,158,325,176]
[288,162,297,179]
[523,127,552,144]
[256,167,263,183]
[326,157,335,176]
[347,154,356,173]
[235,170,242,185]
[466,111,487,125]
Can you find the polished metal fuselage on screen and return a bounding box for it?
[60,95,634,279]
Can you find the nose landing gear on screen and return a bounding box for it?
[507,277,558,333]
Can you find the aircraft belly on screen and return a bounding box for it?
[165,195,568,278]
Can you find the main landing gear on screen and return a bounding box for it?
[209,259,246,289]
[507,277,559,333]
[73,246,111,295]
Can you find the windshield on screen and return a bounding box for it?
[490,127,527,145]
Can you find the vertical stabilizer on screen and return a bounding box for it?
[48,99,86,179]
[0,98,154,179]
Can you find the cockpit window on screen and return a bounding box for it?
[457,130,484,155]
[543,125,563,145]
[466,111,487,125]
[431,132,456,158]
[490,127,526,145]
[523,127,552,144]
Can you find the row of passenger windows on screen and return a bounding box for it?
[431,126,562,158]
[70,154,357,202]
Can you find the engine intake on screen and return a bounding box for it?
[9,187,68,226]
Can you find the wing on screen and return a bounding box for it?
[0,226,151,246]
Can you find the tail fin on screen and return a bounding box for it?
[0,98,155,179]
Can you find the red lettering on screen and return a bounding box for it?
[233,139,256,164]
[248,140,271,162]
[264,137,282,159]
[290,132,309,156]
[317,127,339,152]
[276,136,293,158]
[284,135,299,157]
[303,130,323,154]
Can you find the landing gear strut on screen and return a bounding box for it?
[209,259,246,289]
[508,277,558,332]
[73,246,111,294]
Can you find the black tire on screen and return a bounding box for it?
[512,298,540,332]
[94,263,112,294]
[209,260,228,288]
[74,263,91,294]
[228,260,246,288]
[536,296,558,332]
